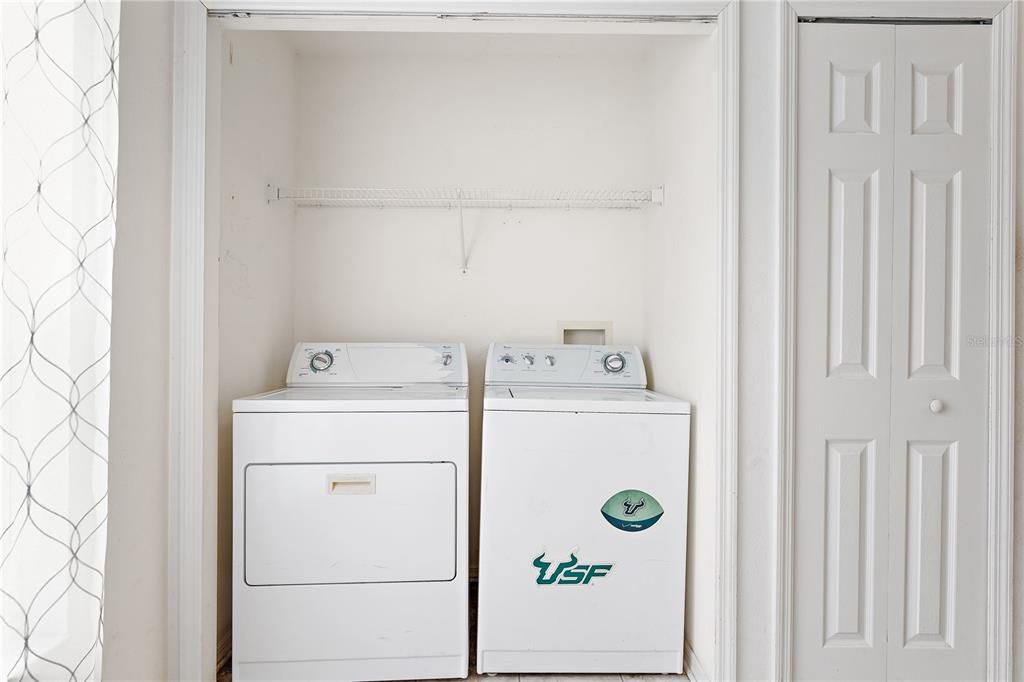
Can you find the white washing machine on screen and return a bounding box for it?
[232,342,469,681]
[476,342,690,674]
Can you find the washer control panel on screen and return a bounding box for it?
[287,342,467,386]
[486,343,647,388]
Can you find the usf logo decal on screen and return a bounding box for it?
[532,552,612,585]
[622,497,646,515]
[601,489,664,532]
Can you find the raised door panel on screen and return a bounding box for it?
[911,64,962,135]
[908,170,961,380]
[794,24,894,682]
[902,441,957,649]
[823,440,877,647]
[887,25,989,681]
[831,61,881,134]
[828,171,880,378]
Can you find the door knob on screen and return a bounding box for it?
[929,399,945,414]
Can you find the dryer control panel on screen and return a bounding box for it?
[287,342,468,387]
[485,343,647,388]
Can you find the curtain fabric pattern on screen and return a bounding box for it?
[0,2,119,680]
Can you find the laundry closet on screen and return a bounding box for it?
[208,13,724,670]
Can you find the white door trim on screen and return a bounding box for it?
[985,7,1017,680]
[170,2,740,678]
[716,2,740,681]
[773,3,798,679]
[772,2,1017,680]
[170,2,209,681]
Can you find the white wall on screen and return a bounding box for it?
[216,30,297,650]
[642,35,720,676]
[104,2,173,679]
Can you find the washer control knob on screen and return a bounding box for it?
[499,354,514,365]
[523,354,535,367]
[442,352,453,367]
[603,352,626,374]
[545,355,556,367]
[310,350,334,373]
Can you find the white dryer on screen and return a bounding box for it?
[233,342,469,681]
[476,343,690,674]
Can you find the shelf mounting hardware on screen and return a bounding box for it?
[457,188,468,274]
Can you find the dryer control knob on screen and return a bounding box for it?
[310,350,334,373]
[603,352,626,374]
[523,354,535,367]
[545,355,556,367]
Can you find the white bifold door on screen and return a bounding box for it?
[795,23,990,681]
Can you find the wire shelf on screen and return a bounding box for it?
[271,186,664,209]
[266,185,664,273]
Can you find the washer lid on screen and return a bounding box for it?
[484,385,690,415]
[233,385,468,413]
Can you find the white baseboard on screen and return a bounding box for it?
[684,639,709,682]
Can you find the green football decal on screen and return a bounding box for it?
[601,489,664,532]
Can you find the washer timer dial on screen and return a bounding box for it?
[602,352,626,374]
[309,350,334,373]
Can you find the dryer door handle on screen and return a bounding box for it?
[327,474,376,495]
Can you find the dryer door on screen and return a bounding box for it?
[245,461,456,585]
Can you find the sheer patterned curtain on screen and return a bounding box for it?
[0,2,119,680]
